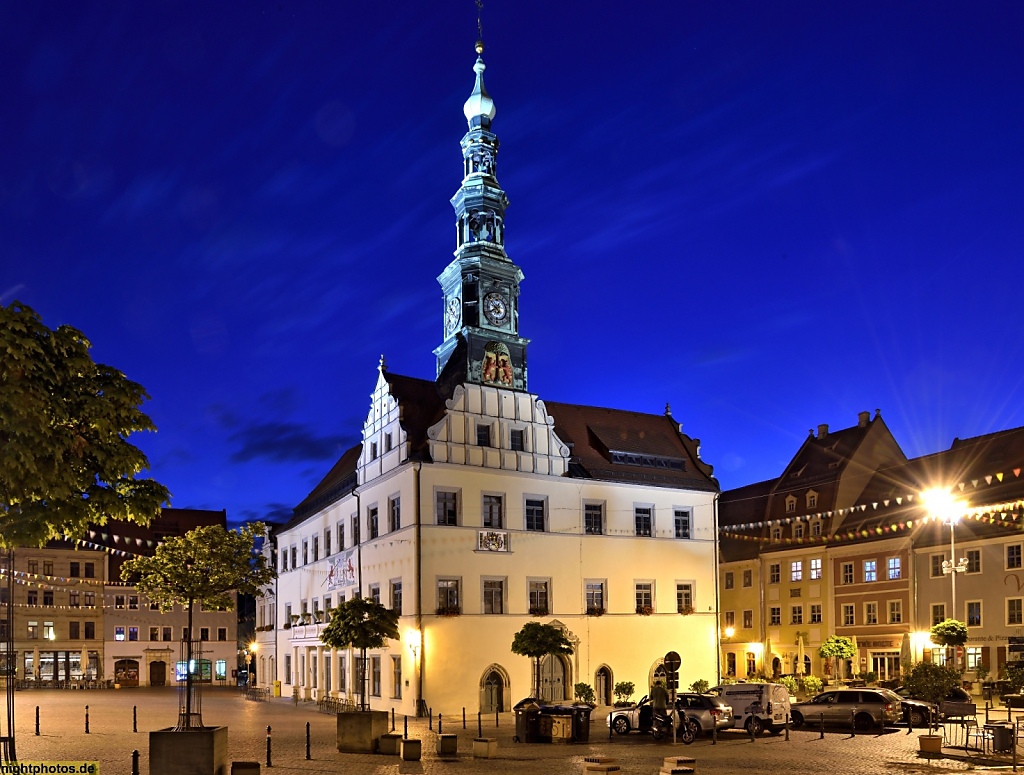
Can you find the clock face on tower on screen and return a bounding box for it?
[482,291,508,326]
[445,296,461,334]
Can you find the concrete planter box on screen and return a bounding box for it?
[400,738,421,761]
[379,732,403,755]
[150,726,229,775]
[437,733,458,756]
[473,737,498,758]
[337,710,389,753]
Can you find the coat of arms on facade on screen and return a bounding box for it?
[481,341,513,386]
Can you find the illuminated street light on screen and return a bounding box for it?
[921,488,968,668]
[248,642,258,686]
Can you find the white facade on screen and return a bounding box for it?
[269,374,720,715]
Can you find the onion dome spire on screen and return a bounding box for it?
[463,41,495,128]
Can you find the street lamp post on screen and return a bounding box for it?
[249,642,258,687]
[922,488,968,669]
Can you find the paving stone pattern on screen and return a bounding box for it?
[8,688,993,775]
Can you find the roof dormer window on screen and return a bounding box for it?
[785,496,796,513]
[807,491,818,509]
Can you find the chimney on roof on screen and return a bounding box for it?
[858,411,870,427]
[817,423,829,439]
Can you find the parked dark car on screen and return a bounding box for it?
[790,688,902,730]
[893,685,971,721]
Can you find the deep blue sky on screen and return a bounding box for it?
[4,2,1024,526]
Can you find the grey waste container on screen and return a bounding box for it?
[514,705,542,743]
[990,723,1013,752]
[571,705,592,742]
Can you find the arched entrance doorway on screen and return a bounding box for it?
[149,661,167,687]
[595,666,612,705]
[114,659,140,687]
[483,670,503,712]
[539,654,567,702]
[771,657,781,678]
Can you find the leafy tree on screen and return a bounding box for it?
[121,522,274,728]
[903,662,962,705]
[0,301,169,547]
[614,681,636,704]
[930,619,968,647]
[818,635,855,678]
[573,682,596,704]
[319,596,399,711]
[689,678,710,694]
[800,675,823,694]
[511,622,574,701]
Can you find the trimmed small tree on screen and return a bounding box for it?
[511,622,574,701]
[903,661,962,706]
[319,596,399,711]
[121,522,274,729]
[818,635,855,679]
[931,618,969,670]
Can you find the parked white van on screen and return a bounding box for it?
[709,683,792,734]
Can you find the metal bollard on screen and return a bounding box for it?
[391,707,395,731]
[429,707,433,731]
[463,707,466,729]
[496,708,499,728]
[131,749,140,775]
[712,721,717,745]
[748,721,755,742]
[306,721,311,760]
[820,712,825,739]
[439,713,443,734]
[133,704,137,733]
[85,705,90,734]
[851,708,856,737]
[266,725,272,768]
[404,715,408,739]
[478,711,482,738]
[35,706,39,736]
[785,713,789,741]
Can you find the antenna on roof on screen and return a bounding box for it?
[476,0,485,51]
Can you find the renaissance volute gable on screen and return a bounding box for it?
[426,383,570,475]
[358,360,409,485]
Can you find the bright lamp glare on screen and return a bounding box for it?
[921,488,964,524]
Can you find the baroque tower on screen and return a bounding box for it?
[434,42,529,394]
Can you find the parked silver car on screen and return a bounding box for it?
[790,688,903,730]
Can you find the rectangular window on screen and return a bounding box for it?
[84,592,94,608]
[200,627,209,641]
[810,604,822,623]
[437,579,460,613]
[69,591,79,608]
[85,621,95,639]
[769,607,781,625]
[27,560,38,574]
[483,579,504,614]
[218,627,227,641]
[674,509,691,539]
[303,540,308,565]
[635,582,653,612]
[149,626,159,641]
[510,429,525,452]
[70,562,80,577]
[743,609,753,628]
[810,558,822,580]
[966,549,981,574]
[743,570,752,587]
[368,507,379,540]
[634,507,652,537]
[115,595,125,609]
[390,580,402,613]
[284,655,291,685]
[324,528,331,557]
[42,622,54,640]
[790,561,802,582]
[1008,598,1023,626]
[280,550,288,571]
[843,604,855,626]
[436,491,458,526]
[392,655,402,699]
[931,603,945,625]
[389,497,401,532]
[863,560,877,582]
[291,546,297,568]
[585,581,605,613]
[483,495,504,528]
[27,621,38,639]
[724,572,734,590]
[842,563,854,585]
[724,611,736,628]
[525,499,546,532]
[371,656,381,697]
[889,600,902,623]
[369,584,381,606]
[769,564,780,584]
[384,432,392,452]
[27,591,37,606]
[370,441,378,460]
[967,601,982,627]
[791,605,803,625]
[812,520,822,536]
[931,554,945,577]
[115,626,125,642]
[312,535,319,561]
[676,583,693,613]
[337,523,345,552]
[128,626,139,641]
[43,590,53,606]
[162,626,172,642]
[69,621,81,640]
[1009,545,1022,570]
[584,503,603,535]
[529,580,549,614]
[84,562,95,578]
[865,603,878,625]
[476,424,492,447]
[129,595,138,609]
[888,557,902,580]
[352,517,360,546]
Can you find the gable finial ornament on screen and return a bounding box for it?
[665,403,672,417]
[379,354,387,372]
